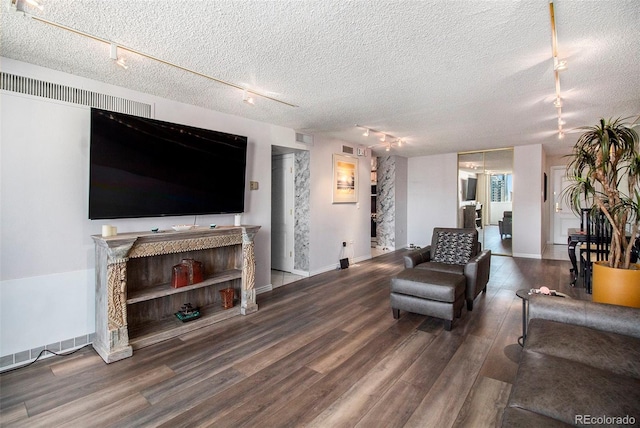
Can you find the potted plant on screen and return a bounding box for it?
[564,117,640,307]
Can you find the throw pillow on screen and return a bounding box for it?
[432,231,475,265]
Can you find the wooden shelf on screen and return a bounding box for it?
[91,225,260,363]
[128,303,241,350]
[126,269,242,304]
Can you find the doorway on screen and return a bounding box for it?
[271,146,310,288]
[458,149,514,256]
[551,165,581,244]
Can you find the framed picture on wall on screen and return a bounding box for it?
[332,153,358,203]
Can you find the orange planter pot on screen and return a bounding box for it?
[592,261,640,308]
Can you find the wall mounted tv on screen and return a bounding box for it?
[89,108,247,220]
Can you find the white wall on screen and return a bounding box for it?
[407,153,459,247]
[308,136,371,275]
[512,144,544,258]
[0,58,307,357]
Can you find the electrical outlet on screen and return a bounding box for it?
[249,181,259,190]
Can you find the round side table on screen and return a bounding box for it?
[515,288,570,347]
[515,289,530,347]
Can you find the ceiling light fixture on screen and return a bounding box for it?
[242,89,255,105]
[9,9,297,108]
[549,2,567,140]
[355,125,406,152]
[24,0,43,10]
[554,57,568,71]
[553,97,562,108]
[110,43,128,69]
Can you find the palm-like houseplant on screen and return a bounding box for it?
[564,117,639,270]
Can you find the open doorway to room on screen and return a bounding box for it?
[458,149,513,256]
[271,146,310,288]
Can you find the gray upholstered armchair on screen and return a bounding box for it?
[403,227,491,311]
[498,211,512,239]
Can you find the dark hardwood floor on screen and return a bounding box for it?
[0,250,587,427]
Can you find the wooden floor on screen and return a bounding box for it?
[0,250,588,428]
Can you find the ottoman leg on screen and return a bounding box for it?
[467,299,474,311]
[444,320,453,331]
[392,308,400,319]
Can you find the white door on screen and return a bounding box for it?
[271,154,295,272]
[552,166,580,244]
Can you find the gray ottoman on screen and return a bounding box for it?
[390,268,466,330]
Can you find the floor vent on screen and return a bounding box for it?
[0,71,152,117]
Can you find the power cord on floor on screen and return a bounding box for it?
[1,344,93,374]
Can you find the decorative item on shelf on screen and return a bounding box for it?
[175,303,200,322]
[172,224,195,232]
[101,225,117,237]
[171,258,204,288]
[234,214,242,227]
[220,287,235,309]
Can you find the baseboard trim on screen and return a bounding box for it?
[512,252,542,259]
[256,284,273,295]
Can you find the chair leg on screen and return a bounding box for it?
[467,299,473,311]
[392,308,400,319]
[456,307,462,318]
[444,319,453,331]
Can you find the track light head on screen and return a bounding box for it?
[554,57,568,71]
[363,128,370,137]
[109,44,128,69]
[243,89,255,105]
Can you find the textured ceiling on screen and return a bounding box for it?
[1,0,639,157]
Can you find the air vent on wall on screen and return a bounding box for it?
[0,72,152,117]
[342,145,354,155]
[295,132,313,145]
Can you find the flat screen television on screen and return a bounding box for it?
[89,108,247,219]
[465,177,477,201]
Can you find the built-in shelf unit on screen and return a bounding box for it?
[92,225,260,363]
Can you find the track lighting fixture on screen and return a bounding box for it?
[110,43,128,69]
[549,2,569,141]
[8,7,297,108]
[354,125,406,152]
[242,89,255,105]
